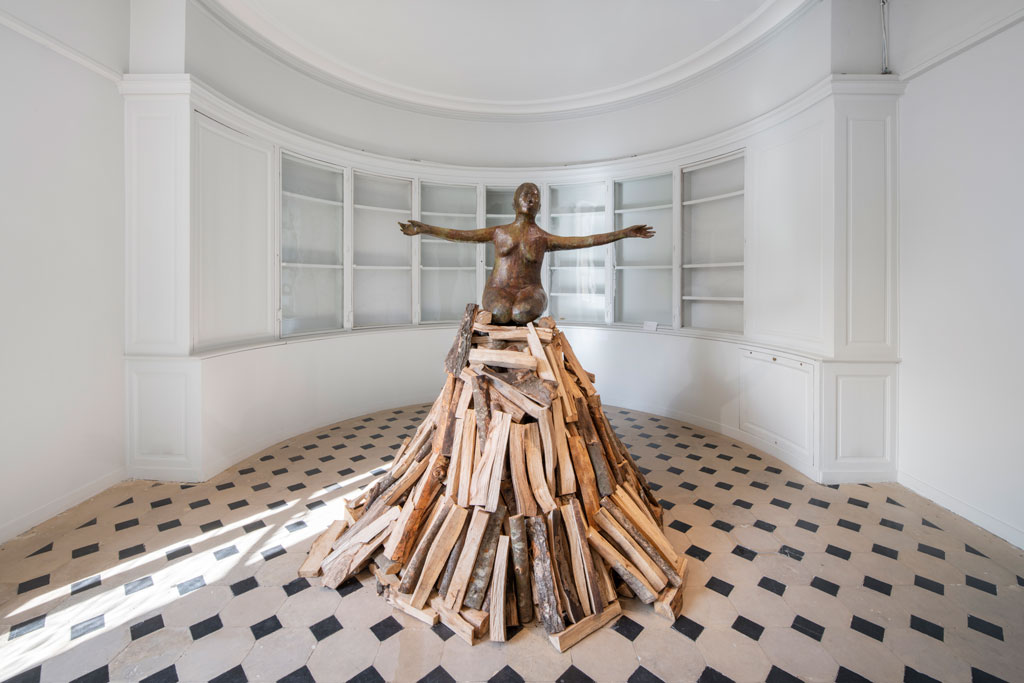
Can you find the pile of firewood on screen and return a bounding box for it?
[298,304,687,651]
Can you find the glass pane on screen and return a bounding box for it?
[551,267,604,295]
[354,173,411,211]
[550,213,606,267]
[615,206,672,266]
[354,206,411,266]
[549,293,604,324]
[683,156,744,201]
[281,265,342,335]
[282,194,342,265]
[615,174,671,211]
[282,156,343,202]
[421,269,476,322]
[486,187,516,216]
[422,182,476,215]
[684,300,743,333]
[683,266,743,298]
[683,196,744,264]
[354,269,411,327]
[422,241,476,267]
[550,182,603,214]
[615,269,672,325]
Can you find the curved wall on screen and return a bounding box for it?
[183,0,830,167]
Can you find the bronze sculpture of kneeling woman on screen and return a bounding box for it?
[400,182,654,324]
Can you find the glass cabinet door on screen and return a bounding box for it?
[420,182,478,322]
[547,181,606,323]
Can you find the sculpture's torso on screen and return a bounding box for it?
[483,222,548,324]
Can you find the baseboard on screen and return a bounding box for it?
[615,400,821,484]
[0,467,127,544]
[819,468,897,485]
[898,470,1024,551]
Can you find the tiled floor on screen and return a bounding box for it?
[1,405,1023,683]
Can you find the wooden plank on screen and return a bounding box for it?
[470,411,511,508]
[411,504,470,608]
[484,413,513,513]
[473,324,553,342]
[654,557,690,621]
[479,370,545,419]
[489,536,511,642]
[586,528,657,604]
[552,400,576,495]
[508,423,539,516]
[456,410,476,508]
[564,499,602,615]
[525,323,557,381]
[444,303,478,375]
[298,519,348,578]
[431,596,487,645]
[557,331,597,396]
[468,348,538,370]
[601,497,681,587]
[524,422,558,513]
[538,408,557,495]
[527,515,566,634]
[549,508,585,623]
[595,508,668,592]
[566,427,601,526]
[397,497,453,593]
[444,508,491,610]
[508,515,534,625]
[463,501,507,610]
[547,600,621,653]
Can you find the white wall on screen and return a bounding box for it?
[898,20,1024,548]
[0,22,127,541]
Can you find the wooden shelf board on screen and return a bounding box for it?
[682,190,744,206]
[283,190,343,207]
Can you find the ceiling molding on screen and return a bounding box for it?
[191,0,819,122]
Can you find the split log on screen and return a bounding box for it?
[432,376,458,455]
[527,515,566,634]
[548,600,622,653]
[508,515,534,625]
[575,397,615,498]
[525,323,557,381]
[545,343,577,422]
[469,411,511,509]
[594,508,668,592]
[487,387,526,422]
[411,504,470,608]
[473,324,554,342]
[387,450,447,564]
[586,528,657,604]
[298,519,349,578]
[431,596,488,645]
[470,375,490,453]
[524,422,557,513]
[456,410,476,508]
[444,508,491,609]
[566,427,601,525]
[601,498,681,587]
[489,536,510,641]
[468,348,538,371]
[557,331,597,396]
[464,501,507,610]
[322,523,393,589]
[398,497,453,593]
[478,369,545,419]
[538,408,558,495]
[445,304,478,375]
[438,517,470,598]
[563,499,602,615]
[550,508,586,623]
[508,424,539,516]
[653,557,690,620]
[552,400,576,495]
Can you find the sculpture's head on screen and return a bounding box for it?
[513,182,541,218]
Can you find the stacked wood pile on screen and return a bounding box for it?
[299,304,688,651]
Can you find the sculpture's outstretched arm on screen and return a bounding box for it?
[546,224,655,251]
[399,219,496,243]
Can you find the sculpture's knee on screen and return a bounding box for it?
[490,299,513,324]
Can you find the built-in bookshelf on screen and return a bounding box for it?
[420,182,478,322]
[547,181,606,323]
[614,173,674,326]
[681,154,745,333]
[280,154,345,336]
[353,172,412,327]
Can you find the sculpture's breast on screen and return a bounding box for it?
[521,228,546,263]
[494,228,515,256]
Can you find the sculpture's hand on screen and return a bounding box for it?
[626,224,655,239]
[398,220,424,236]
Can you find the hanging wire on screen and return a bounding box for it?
[880,0,891,74]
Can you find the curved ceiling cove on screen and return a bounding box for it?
[199,0,815,119]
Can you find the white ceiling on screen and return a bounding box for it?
[204,0,813,117]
